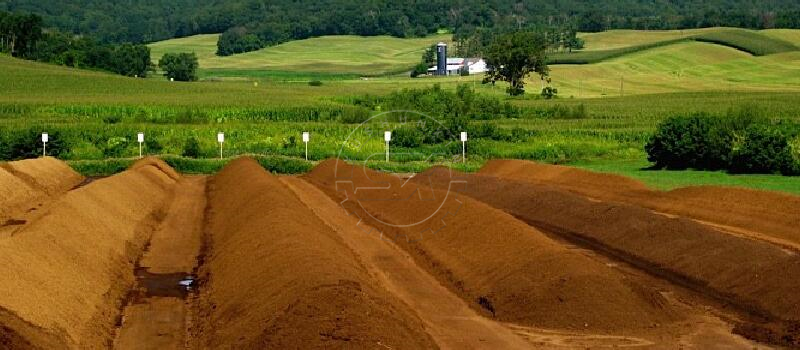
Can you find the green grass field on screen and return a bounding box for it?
[571,159,800,194]
[577,27,800,52]
[3,25,800,193]
[544,41,800,97]
[149,34,452,76]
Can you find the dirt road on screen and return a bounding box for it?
[114,176,207,350]
[282,176,535,349]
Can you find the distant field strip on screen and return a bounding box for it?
[149,34,452,76]
[545,41,800,97]
[554,28,799,64]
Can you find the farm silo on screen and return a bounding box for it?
[436,42,447,75]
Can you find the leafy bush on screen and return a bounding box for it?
[0,129,69,160]
[103,136,129,157]
[730,125,796,175]
[646,114,736,170]
[541,86,558,99]
[352,84,518,120]
[392,127,423,148]
[646,113,799,175]
[182,136,201,158]
[308,80,323,87]
[145,137,163,154]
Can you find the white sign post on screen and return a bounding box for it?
[217,132,225,159]
[137,132,145,158]
[41,133,48,157]
[460,132,468,163]
[302,132,310,161]
[384,131,392,162]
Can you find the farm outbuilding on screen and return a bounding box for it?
[426,57,487,75]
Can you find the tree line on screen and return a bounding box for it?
[1,11,151,77]
[3,0,800,54]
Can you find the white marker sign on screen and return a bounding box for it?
[460,132,468,163]
[302,132,310,161]
[41,133,48,157]
[217,132,225,159]
[384,131,391,162]
[137,132,145,158]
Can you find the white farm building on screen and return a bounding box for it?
[427,57,487,75]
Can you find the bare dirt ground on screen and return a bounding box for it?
[282,176,533,349]
[1,157,796,349]
[480,160,800,250]
[114,176,206,350]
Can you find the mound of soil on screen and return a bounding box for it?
[304,159,680,333]
[194,157,436,349]
[0,157,83,220]
[0,167,42,219]
[480,159,650,198]
[421,167,800,345]
[481,159,800,248]
[658,186,800,246]
[130,157,180,182]
[2,157,83,195]
[0,160,177,348]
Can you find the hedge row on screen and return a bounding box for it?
[646,114,800,175]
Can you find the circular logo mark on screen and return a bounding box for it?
[333,110,468,242]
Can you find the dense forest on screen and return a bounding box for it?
[3,0,800,55]
[1,11,151,77]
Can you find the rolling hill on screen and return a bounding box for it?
[149,34,452,77]
[544,41,800,97]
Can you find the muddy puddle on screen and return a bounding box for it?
[130,268,195,301]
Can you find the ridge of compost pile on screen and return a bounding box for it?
[421,166,800,346]
[480,160,800,247]
[193,157,437,349]
[304,159,681,333]
[0,157,84,220]
[0,157,177,349]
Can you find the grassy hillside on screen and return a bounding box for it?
[555,28,799,64]
[578,27,800,52]
[0,53,481,106]
[544,41,800,97]
[149,34,452,77]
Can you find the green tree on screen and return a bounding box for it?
[483,32,549,96]
[111,43,151,77]
[158,52,198,82]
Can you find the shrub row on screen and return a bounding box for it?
[646,113,800,175]
[67,155,314,176]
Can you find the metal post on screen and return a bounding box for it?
[385,141,389,162]
[43,143,46,157]
[139,143,143,158]
[219,143,223,159]
[305,142,308,161]
[462,141,465,163]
